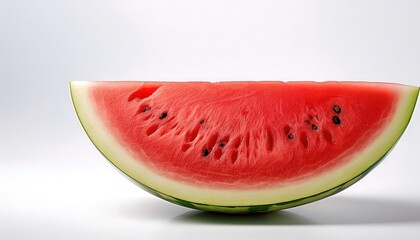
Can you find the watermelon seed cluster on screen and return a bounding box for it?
[202,133,231,159]
[287,107,339,148]
[304,115,319,131]
[332,105,342,125]
[137,94,343,163]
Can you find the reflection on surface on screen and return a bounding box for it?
[172,196,420,225]
[173,210,315,225]
[294,195,420,224]
[117,195,420,225]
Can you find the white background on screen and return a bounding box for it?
[1,1,420,239]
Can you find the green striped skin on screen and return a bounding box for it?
[115,152,384,214]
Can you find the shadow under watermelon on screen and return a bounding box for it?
[170,196,420,225]
[171,210,315,225]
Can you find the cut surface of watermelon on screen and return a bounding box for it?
[70,81,419,213]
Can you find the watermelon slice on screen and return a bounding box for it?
[70,81,419,213]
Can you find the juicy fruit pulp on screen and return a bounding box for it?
[92,82,396,187]
[71,81,419,213]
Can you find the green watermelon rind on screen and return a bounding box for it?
[70,81,419,214]
[114,151,384,213]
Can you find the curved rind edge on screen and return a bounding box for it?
[70,81,419,213]
[119,150,387,213]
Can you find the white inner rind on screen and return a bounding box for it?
[70,81,419,206]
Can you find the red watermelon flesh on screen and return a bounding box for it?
[88,81,403,189]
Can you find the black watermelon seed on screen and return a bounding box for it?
[159,112,168,119]
[333,116,341,125]
[333,105,341,114]
[203,148,209,157]
[219,142,226,147]
[304,116,314,124]
[311,124,318,130]
[199,119,205,124]
[287,134,294,139]
[142,106,151,112]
